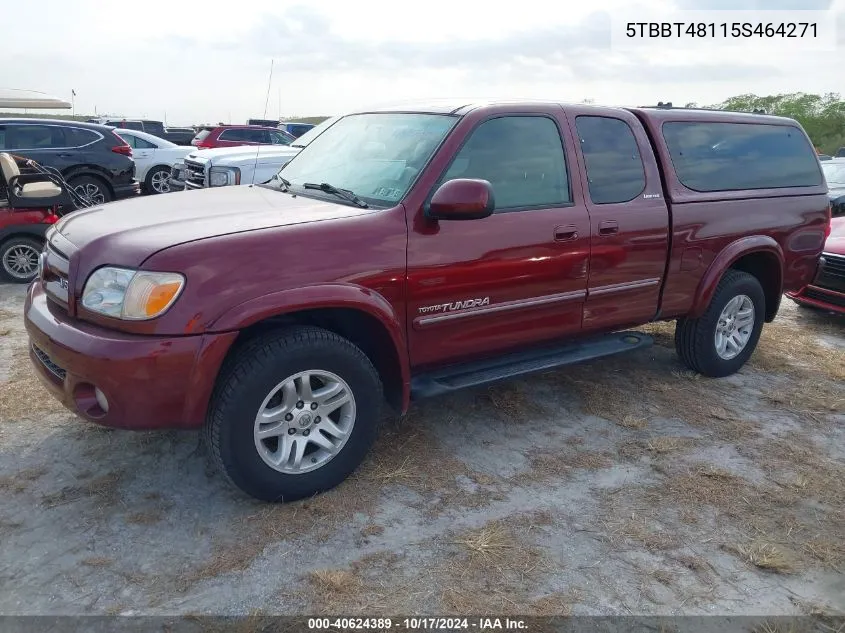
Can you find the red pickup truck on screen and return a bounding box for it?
[24,101,830,502]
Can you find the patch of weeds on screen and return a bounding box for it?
[725,541,797,574]
[360,523,384,538]
[618,415,648,430]
[125,509,164,526]
[41,471,122,508]
[477,383,546,419]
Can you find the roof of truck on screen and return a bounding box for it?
[348,100,802,126]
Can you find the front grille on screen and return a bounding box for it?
[32,344,66,380]
[184,159,206,189]
[816,253,845,294]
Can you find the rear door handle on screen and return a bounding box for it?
[598,220,619,236]
[554,225,578,242]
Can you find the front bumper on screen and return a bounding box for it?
[24,282,236,430]
[786,255,845,313]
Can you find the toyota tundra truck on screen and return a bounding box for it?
[24,101,830,502]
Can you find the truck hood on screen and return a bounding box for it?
[54,185,374,267]
[186,145,300,167]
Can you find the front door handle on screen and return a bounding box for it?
[598,220,619,236]
[554,224,578,242]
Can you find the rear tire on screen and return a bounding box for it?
[204,326,383,502]
[675,270,765,377]
[69,174,112,205]
[0,236,43,283]
[144,166,171,194]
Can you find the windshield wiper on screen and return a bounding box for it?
[302,182,368,208]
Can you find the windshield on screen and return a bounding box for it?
[822,162,845,185]
[278,113,458,207]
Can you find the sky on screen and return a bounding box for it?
[1,0,842,126]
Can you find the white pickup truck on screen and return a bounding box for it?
[169,118,337,192]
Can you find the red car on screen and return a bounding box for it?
[787,158,845,313]
[24,101,828,502]
[787,216,845,313]
[191,125,295,149]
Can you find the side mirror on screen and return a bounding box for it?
[426,178,495,221]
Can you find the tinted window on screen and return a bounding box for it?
[268,130,292,145]
[62,127,100,147]
[5,124,65,149]
[0,126,5,149]
[193,130,211,142]
[575,116,646,204]
[663,122,822,192]
[440,116,569,210]
[219,128,266,143]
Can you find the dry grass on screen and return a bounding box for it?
[40,471,122,508]
[640,321,676,348]
[125,509,164,525]
[80,556,113,567]
[0,348,66,420]
[0,328,11,337]
[0,466,47,494]
[307,569,361,594]
[605,513,681,552]
[360,523,384,538]
[726,541,797,574]
[617,415,648,430]
[477,383,547,419]
[646,436,694,454]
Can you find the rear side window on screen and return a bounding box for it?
[575,116,646,204]
[62,127,100,147]
[662,122,822,191]
[193,130,211,142]
[440,116,570,211]
[219,128,266,143]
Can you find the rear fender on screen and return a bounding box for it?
[689,236,784,319]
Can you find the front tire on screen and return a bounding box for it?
[675,270,765,377]
[0,236,43,283]
[205,326,383,502]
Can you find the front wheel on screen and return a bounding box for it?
[0,236,43,283]
[675,270,765,377]
[204,326,383,502]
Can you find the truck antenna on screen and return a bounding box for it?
[251,58,274,185]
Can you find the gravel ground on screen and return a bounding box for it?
[0,282,843,617]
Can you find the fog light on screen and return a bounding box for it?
[94,387,109,413]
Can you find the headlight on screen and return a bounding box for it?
[209,166,240,187]
[81,267,185,320]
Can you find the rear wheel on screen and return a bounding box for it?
[145,166,171,194]
[0,236,43,283]
[204,326,383,502]
[69,175,112,205]
[675,270,765,377]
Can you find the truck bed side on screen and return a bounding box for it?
[629,108,830,321]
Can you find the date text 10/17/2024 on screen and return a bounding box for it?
[308,618,528,630]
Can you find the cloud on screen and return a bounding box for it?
[171,5,781,87]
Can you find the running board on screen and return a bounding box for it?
[410,331,653,399]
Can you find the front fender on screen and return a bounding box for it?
[689,235,784,319]
[208,283,411,409]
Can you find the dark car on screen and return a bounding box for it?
[0,119,138,204]
[163,127,196,146]
[279,121,315,138]
[191,125,295,149]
